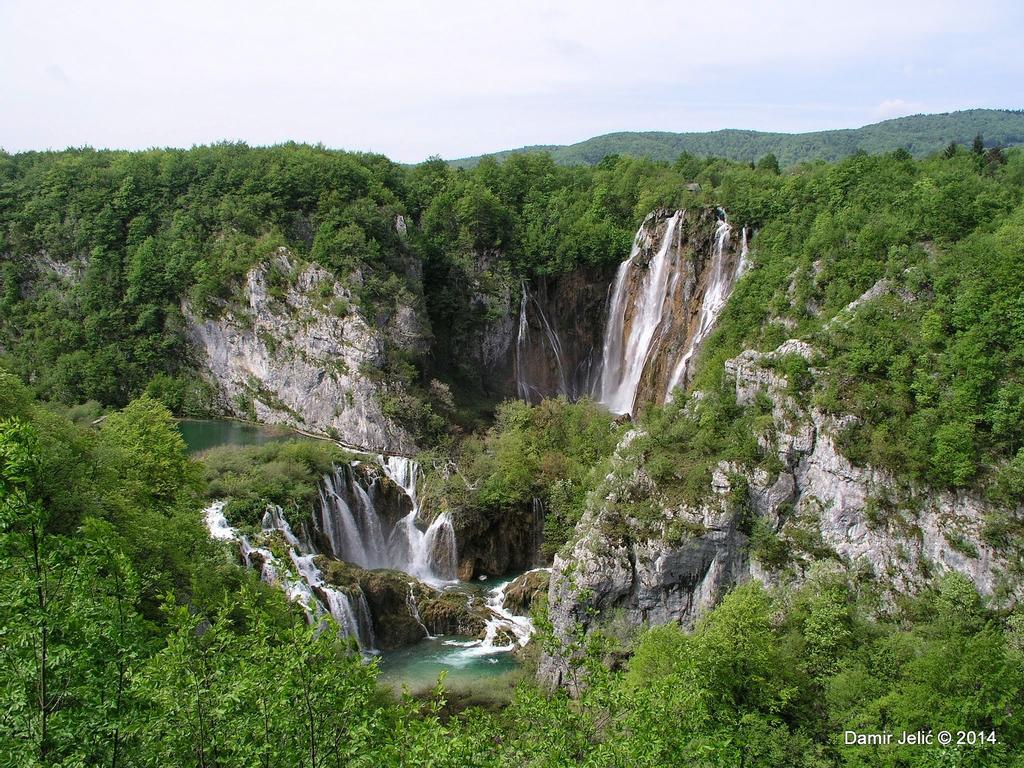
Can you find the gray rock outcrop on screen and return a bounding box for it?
[539,339,1024,691]
[185,248,417,453]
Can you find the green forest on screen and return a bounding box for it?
[3,386,1022,766]
[3,132,1024,766]
[451,109,1024,168]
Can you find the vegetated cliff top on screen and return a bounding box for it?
[449,108,1024,168]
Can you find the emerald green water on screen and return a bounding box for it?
[177,419,296,454]
[378,575,527,698]
[377,636,521,695]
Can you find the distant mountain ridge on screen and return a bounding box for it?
[449,108,1024,168]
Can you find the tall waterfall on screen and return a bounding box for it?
[663,218,740,399]
[599,209,748,414]
[600,211,684,414]
[515,287,532,401]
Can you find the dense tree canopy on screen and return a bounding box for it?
[3,139,1024,764]
[0,373,1022,765]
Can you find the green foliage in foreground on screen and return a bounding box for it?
[1,377,1022,766]
[573,575,1024,767]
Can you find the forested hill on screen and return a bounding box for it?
[450,108,1024,167]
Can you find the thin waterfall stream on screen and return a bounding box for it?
[514,281,569,403]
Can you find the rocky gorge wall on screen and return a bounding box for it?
[512,266,615,403]
[538,337,1024,691]
[179,206,745,450]
[178,206,1023,692]
[185,247,420,453]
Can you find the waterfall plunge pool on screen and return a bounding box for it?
[376,573,536,703]
[377,636,522,697]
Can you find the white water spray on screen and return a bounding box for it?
[202,501,376,649]
[444,568,550,659]
[377,456,458,584]
[600,211,683,414]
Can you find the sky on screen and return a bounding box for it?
[1,0,1022,163]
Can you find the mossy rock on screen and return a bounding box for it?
[312,557,497,648]
[357,569,427,649]
[314,556,363,591]
[492,627,517,648]
[255,529,292,562]
[418,590,490,637]
[503,570,550,616]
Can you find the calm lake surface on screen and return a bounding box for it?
[177,418,297,454]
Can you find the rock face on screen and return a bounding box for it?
[503,569,550,616]
[450,258,615,405]
[185,248,418,453]
[454,499,546,580]
[539,338,1024,691]
[512,266,616,403]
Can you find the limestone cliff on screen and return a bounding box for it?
[185,248,419,453]
[539,338,1024,690]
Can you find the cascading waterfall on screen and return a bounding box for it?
[406,583,434,639]
[292,552,376,649]
[316,465,391,569]
[663,215,736,399]
[599,211,683,414]
[599,209,748,414]
[376,455,458,584]
[206,492,545,659]
[444,568,551,658]
[205,501,235,540]
[202,501,376,649]
[408,513,458,583]
[738,225,750,275]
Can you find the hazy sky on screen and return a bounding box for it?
[1,0,1021,162]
